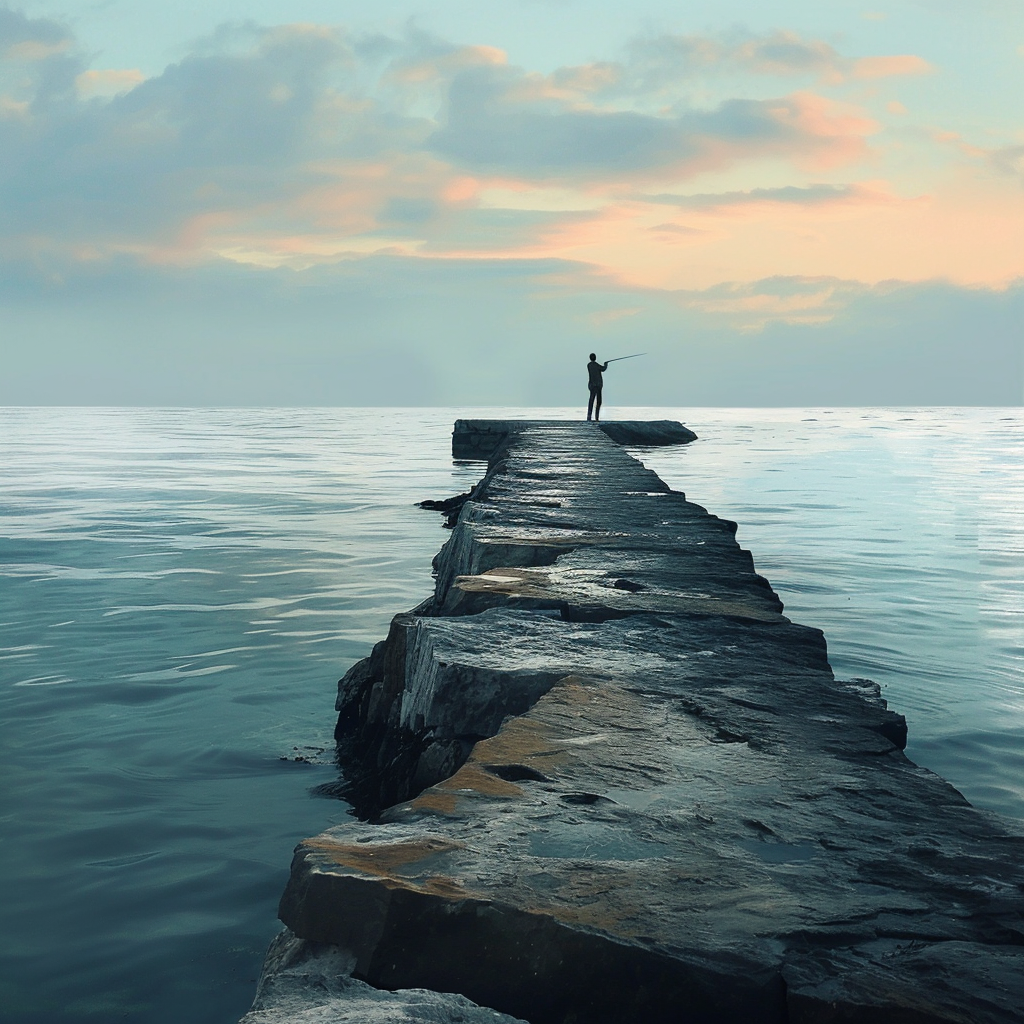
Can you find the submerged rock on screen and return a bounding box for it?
[249,420,1024,1024]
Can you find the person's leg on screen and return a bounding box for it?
[594,388,602,421]
[587,388,596,420]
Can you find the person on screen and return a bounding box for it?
[586,353,608,422]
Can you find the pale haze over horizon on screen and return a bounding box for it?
[1,0,1022,406]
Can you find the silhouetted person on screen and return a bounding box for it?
[587,353,608,422]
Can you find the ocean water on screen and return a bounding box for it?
[1,406,1021,1024]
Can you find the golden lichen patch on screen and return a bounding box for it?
[418,874,476,900]
[436,762,523,799]
[469,712,568,770]
[304,836,463,877]
[407,790,460,816]
[538,865,652,936]
[407,761,526,817]
[462,675,616,775]
[401,676,616,822]
[549,900,645,938]
[549,677,606,707]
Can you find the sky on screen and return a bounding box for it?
[1,0,1022,405]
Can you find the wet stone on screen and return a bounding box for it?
[250,420,1024,1024]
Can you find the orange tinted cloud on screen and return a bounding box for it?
[852,54,933,79]
[615,31,932,90]
[131,154,1024,296]
[513,176,1024,292]
[734,31,842,79]
[75,68,145,98]
[387,42,506,85]
[4,8,1018,311]
[684,281,847,328]
[765,91,878,169]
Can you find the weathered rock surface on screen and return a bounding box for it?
[255,420,1024,1024]
[332,421,781,812]
[451,418,697,460]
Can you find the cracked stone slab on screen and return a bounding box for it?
[432,425,778,622]
[284,674,1024,1023]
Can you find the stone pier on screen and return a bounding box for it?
[243,421,1024,1024]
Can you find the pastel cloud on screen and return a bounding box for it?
[602,30,933,93]
[991,144,1024,181]
[739,34,932,81]
[733,33,847,79]
[429,72,875,178]
[0,13,887,273]
[75,69,146,99]
[0,8,1018,408]
[680,276,859,329]
[851,54,933,79]
[0,8,80,118]
[386,41,507,84]
[0,8,73,60]
[640,183,878,209]
[491,172,1024,293]
[0,21,363,249]
[0,7,1018,324]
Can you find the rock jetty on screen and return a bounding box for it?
[243,420,1024,1024]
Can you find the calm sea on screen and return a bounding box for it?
[1,406,1021,1024]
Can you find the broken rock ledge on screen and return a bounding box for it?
[243,420,1024,1024]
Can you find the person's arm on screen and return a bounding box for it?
[602,362,609,370]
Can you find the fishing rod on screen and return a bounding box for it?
[605,352,646,363]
